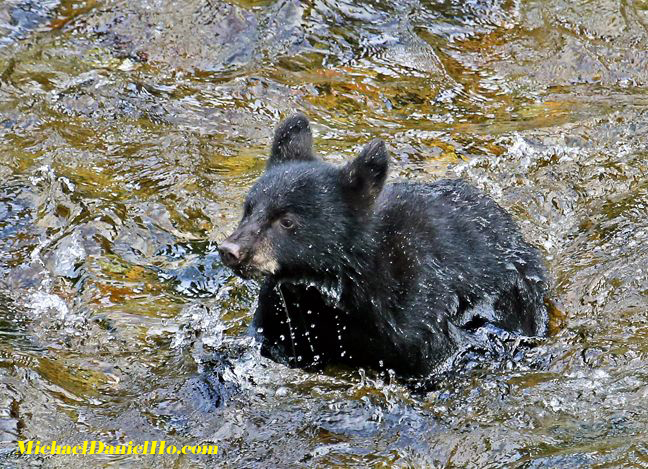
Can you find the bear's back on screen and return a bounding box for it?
[372,178,547,337]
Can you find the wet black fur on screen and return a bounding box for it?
[223,113,549,380]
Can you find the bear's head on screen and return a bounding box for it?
[219,113,389,281]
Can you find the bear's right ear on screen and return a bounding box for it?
[268,113,317,167]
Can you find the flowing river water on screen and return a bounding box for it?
[0,0,647,467]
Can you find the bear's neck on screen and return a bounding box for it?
[335,226,396,316]
[276,224,399,318]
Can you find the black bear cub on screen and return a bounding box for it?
[219,113,548,380]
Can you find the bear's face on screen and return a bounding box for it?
[219,113,389,282]
[222,163,347,279]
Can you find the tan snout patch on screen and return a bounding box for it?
[250,237,279,275]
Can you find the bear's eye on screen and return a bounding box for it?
[279,217,294,230]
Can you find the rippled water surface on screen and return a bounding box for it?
[0,0,647,467]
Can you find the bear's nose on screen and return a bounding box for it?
[218,240,242,268]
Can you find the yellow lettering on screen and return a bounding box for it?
[17,441,34,454]
[202,445,218,455]
[90,441,104,454]
[16,440,218,456]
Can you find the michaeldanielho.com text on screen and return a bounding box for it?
[17,440,218,456]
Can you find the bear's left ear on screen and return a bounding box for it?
[340,139,389,209]
[268,112,317,167]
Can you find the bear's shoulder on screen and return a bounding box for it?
[376,178,490,210]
